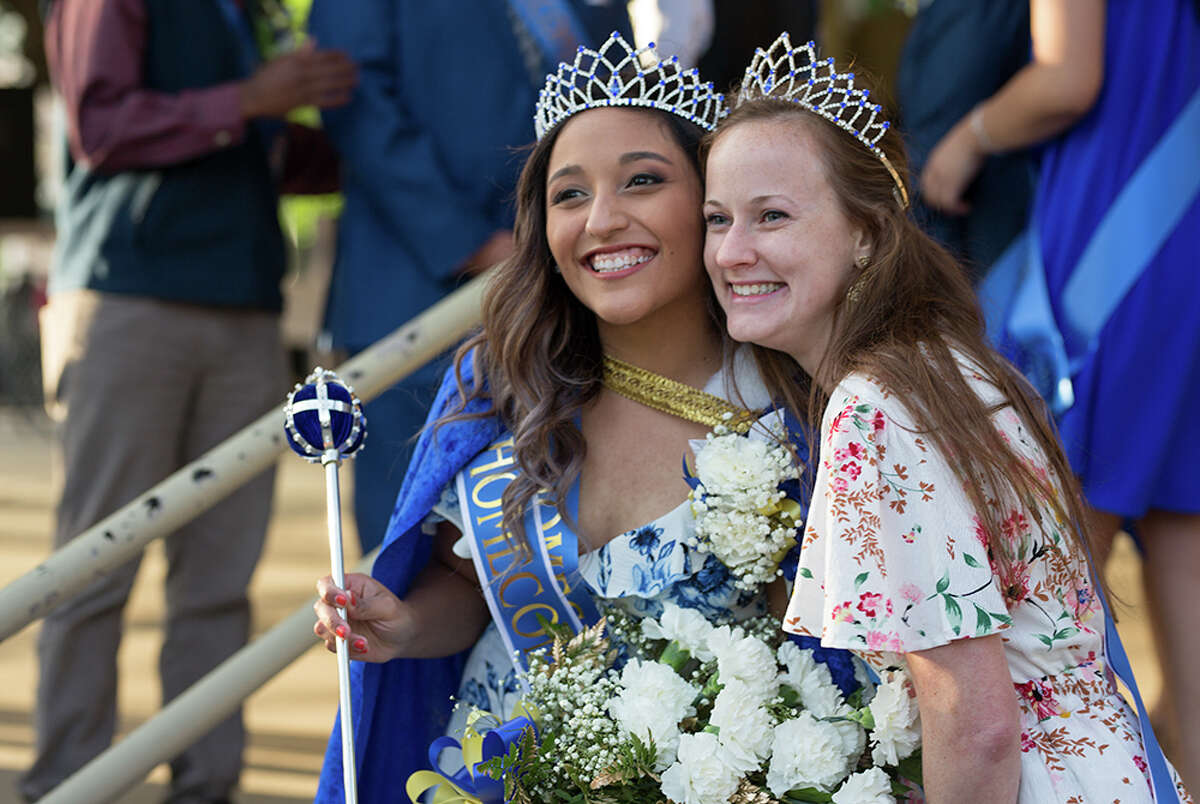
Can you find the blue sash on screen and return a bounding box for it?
[505,0,591,69]
[1095,584,1181,801]
[456,434,601,674]
[981,84,1200,416]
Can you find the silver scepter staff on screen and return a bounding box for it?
[284,367,367,804]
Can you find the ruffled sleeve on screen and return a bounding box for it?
[784,376,1013,664]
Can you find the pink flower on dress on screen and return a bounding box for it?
[865,630,887,650]
[1015,679,1062,721]
[831,477,849,494]
[831,602,856,623]
[900,583,923,603]
[840,461,862,480]
[1001,510,1031,542]
[901,529,916,544]
[834,447,851,462]
[972,515,990,549]
[846,441,866,460]
[871,409,886,433]
[1133,755,1148,773]
[1002,560,1032,603]
[857,592,884,618]
[1020,731,1036,753]
[829,405,854,435]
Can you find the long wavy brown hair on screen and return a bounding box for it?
[701,94,1100,595]
[440,108,717,548]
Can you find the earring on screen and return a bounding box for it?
[846,279,865,304]
[846,255,870,303]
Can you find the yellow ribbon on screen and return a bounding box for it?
[405,703,541,804]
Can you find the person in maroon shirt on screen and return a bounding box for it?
[24,2,354,802]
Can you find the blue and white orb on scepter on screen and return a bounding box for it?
[283,368,367,465]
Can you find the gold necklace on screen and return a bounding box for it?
[601,355,757,434]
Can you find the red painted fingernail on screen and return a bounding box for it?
[353,638,367,652]
[335,594,348,607]
[348,592,356,606]
[335,625,347,639]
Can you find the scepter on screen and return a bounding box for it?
[283,367,367,804]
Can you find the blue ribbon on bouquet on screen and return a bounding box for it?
[406,714,538,804]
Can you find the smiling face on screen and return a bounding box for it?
[703,118,870,375]
[545,108,707,332]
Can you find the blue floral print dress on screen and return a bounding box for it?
[430,353,775,737]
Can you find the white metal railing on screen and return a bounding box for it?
[11,275,487,802]
[0,275,485,642]
[40,553,375,804]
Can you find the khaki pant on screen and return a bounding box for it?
[21,291,286,803]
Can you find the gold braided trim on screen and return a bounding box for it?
[601,355,757,434]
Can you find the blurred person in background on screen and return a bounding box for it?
[23,1,355,802]
[696,0,817,93]
[628,0,713,68]
[922,0,1200,789]
[306,0,631,555]
[896,0,1033,285]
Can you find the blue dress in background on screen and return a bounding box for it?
[1022,0,1200,518]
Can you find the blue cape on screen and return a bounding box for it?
[316,353,500,803]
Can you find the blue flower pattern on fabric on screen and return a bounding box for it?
[629,524,663,558]
[458,678,491,712]
[576,500,764,623]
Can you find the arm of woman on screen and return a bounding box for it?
[906,634,1023,804]
[920,0,1106,214]
[313,519,491,661]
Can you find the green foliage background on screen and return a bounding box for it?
[278,0,341,254]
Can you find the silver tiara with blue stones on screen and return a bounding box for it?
[534,32,727,141]
[738,33,909,207]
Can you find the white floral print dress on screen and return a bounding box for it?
[784,368,1192,803]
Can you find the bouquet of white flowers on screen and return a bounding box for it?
[686,420,803,591]
[472,604,923,804]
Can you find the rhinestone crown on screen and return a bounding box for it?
[737,33,909,207]
[534,32,726,141]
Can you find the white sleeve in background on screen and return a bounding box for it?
[628,0,715,68]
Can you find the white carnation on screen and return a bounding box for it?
[641,603,717,661]
[832,768,896,804]
[766,711,865,796]
[660,731,741,804]
[708,626,778,703]
[609,659,698,769]
[868,670,921,766]
[695,433,784,492]
[709,679,774,772]
[778,641,844,717]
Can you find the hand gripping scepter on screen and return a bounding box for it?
[284,368,366,804]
